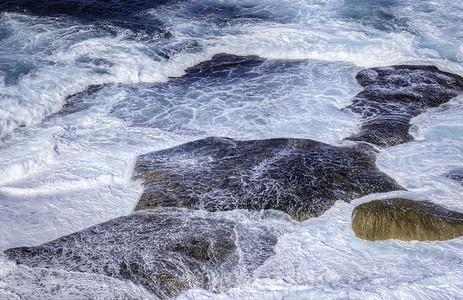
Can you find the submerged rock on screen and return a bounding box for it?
[352,198,463,241]
[345,65,463,147]
[4,209,284,299]
[133,137,403,221]
[445,168,463,185]
[0,256,158,300]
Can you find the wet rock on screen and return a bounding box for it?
[445,168,463,185]
[57,84,107,115]
[0,258,157,300]
[4,209,283,299]
[178,53,266,83]
[352,198,463,241]
[345,65,463,147]
[133,137,403,221]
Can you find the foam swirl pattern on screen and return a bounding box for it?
[1,0,463,299]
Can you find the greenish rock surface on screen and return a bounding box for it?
[133,137,403,221]
[352,198,463,241]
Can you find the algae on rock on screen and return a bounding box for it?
[352,198,463,241]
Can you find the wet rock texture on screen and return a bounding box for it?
[352,198,463,241]
[445,168,463,185]
[1,263,157,300]
[133,137,403,221]
[6,57,463,299]
[4,209,281,299]
[345,65,463,147]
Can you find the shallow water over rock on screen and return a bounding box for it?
[133,137,403,220]
[445,168,463,185]
[4,208,286,299]
[345,65,463,147]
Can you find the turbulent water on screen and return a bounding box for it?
[1,0,463,298]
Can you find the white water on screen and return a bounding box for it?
[1,0,463,298]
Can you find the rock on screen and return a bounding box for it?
[445,168,463,185]
[0,258,158,300]
[133,137,403,221]
[178,53,266,82]
[4,208,284,299]
[345,65,463,147]
[60,84,106,115]
[352,198,463,241]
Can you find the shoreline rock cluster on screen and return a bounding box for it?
[4,54,463,298]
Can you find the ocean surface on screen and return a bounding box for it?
[1,0,463,298]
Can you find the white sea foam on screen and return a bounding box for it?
[148,0,463,73]
[375,95,463,210]
[110,59,361,143]
[1,0,463,298]
[2,0,463,137]
[0,255,157,300]
[179,198,463,299]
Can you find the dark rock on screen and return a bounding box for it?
[177,53,266,83]
[4,209,283,299]
[133,137,403,221]
[0,0,171,40]
[56,84,107,115]
[1,264,157,300]
[345,65,463,147]
[352,198,463,241]
[445,168,463,185]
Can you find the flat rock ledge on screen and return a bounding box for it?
[352,198,463,241]
[4,209,285,299]
[133,137,403,221]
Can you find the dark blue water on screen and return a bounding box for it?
[0,0,172,18]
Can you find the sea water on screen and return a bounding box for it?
[0,0,463,298]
